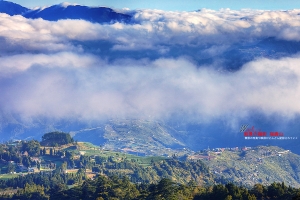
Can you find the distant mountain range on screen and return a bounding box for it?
[0,0,132,24]
[1,1,300,70]
[0,0,29,15]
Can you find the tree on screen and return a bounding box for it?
[95,156,106,165]
[267,182,284,199]
[251,183,264,199]
[37,162,41,170]
[41,131,74,146]
[247,194,257,200]
[65,151,74,160]
[7,162,15,173]
[23,156,31,167]
[211,184,229,200]
[22,140,40,157]
[61,162,67,172]
[70,160,76,169]
[148,178,178,200]
[293,192,300,200]
[225,195,233,200]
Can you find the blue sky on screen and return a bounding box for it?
[11,0,300,10]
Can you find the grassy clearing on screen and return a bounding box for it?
[73,142,167,167]
[41,155,64,167]
[0,173,21,180]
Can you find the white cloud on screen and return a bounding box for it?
[0,52,101,75]
[0,53,300,123]
[0,8,300,125]
[2,9,300,54]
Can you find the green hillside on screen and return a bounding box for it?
[72,119,187,156]
[198,146,300,188]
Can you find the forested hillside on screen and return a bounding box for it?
[2,175,300,200]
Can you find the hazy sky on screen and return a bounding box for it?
[10,0,300,11]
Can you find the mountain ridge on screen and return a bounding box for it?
[0,0,29,15]
[0,0,132,24]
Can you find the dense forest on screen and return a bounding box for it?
[1,175,300,199]
[40,132,74,146]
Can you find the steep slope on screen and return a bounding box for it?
[0,0,29,15]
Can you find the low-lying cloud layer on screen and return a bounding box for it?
[1,8,300,126]
[2,9,300,53]
[1,53,300,122]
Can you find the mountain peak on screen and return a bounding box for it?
[0,1,132,24]
[58,2,80,8]
[22,2,132,24]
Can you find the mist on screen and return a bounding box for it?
[1,8,300,134]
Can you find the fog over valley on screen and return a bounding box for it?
[0,2,300,151]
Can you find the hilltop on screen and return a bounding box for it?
[71,119,187,156]
[192,146,300,188]
[1,133,300,188]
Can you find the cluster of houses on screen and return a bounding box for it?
[188,146,254,161]
[0,159,41,174]
[188,145,292,162]
[1,155,56,174]
[0,140,61,174]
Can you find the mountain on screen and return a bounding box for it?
[201,146,300,187]
[0,0,29,15]
[0,117,187,156]
[1,2,300,159]
[23,3,132,24]
[71,119,186,156]
[0,1,131,24]
[1,117,300,157]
